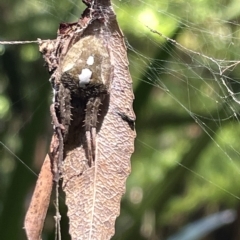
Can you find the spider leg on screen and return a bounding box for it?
[50,103,65,181]
[85,97,102,166]
[85,98,94,166]
[90,97,101,162]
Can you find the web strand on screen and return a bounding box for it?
[0,40,40,45]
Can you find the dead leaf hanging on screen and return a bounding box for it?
[24,0,136,239]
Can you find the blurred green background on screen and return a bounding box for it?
[1,0,240,239]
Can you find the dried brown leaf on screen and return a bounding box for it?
[25,1,136,239]
[62,4,136,240]
[24,150,53,240]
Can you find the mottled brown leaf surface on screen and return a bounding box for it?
[62,2,136,239]
[27,0,136,239]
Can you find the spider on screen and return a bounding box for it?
[58,35,112,166]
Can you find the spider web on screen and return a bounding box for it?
[114,1,240,237]
[1,0,240,239]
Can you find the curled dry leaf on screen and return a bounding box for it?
[24,135,56,240]
[24,0,136,239]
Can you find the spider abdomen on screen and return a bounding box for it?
[60,35,112,98]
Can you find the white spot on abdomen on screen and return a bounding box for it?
[86,55,94,65]
[79,68,92,87]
